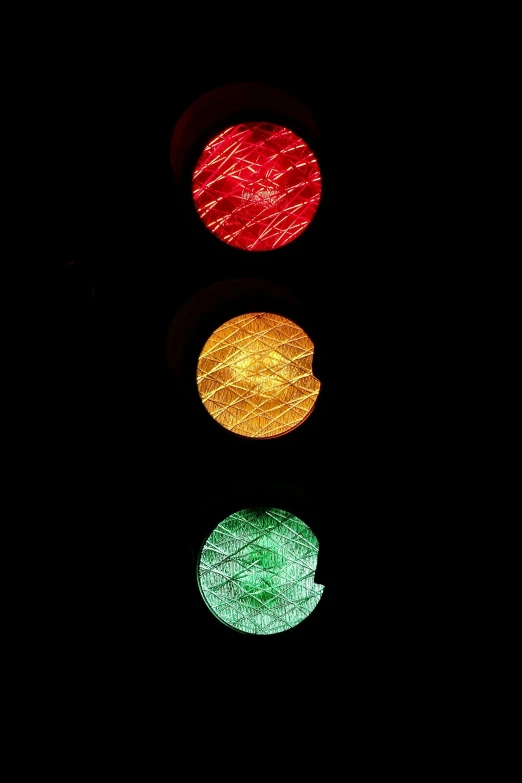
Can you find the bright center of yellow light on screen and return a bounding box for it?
[233,349,288,392]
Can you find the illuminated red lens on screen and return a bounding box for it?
[192,122,321,251]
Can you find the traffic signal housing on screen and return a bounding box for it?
[166,82,336,646]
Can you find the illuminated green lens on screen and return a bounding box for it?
[197,507,324,635]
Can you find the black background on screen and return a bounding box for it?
[35,50,461,737]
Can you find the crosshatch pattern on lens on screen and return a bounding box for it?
[197,507,324,635]
[196,312,320,439]
[192,122,321,251]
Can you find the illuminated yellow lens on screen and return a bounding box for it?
[196,312,320,439]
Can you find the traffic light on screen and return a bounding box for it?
[166,82,336,645]
[39,57,459,738]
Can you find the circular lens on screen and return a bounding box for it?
[198,507,324,635]
[196,312,320,439]
[192,122,321,251]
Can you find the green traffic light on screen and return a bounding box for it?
[197,507,324,635]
